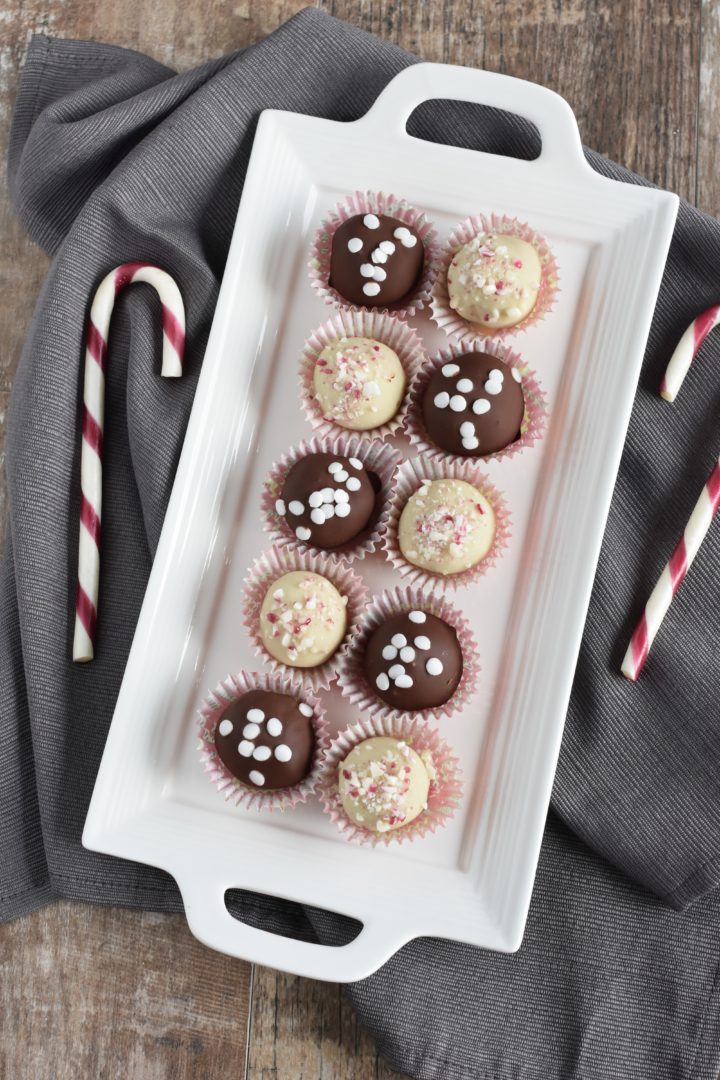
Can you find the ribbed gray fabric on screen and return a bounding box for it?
[2,11,720,1078]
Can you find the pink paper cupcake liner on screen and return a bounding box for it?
[197,669,329,811]
[318,713,463,847]
[404,339,547,466]
[309,190,439,318]
[431,213,559,347]
[260,434,402,562]
[383,457,511,591]
[299,307,427,441]
[242,546,368,691]
[337,584,481,723]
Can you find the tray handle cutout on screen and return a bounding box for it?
[180,876,412,983]
[359,62,588,177]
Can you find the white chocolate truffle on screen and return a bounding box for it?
[259,571,348,667]
[447,234,542,330]
[338,737,433,834]
[398,478,495,575]
[312,336,406,431]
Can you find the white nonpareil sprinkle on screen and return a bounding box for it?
[275,499,286,516]
[253,745,271,761]
[274,744,292,762]
[218,719,233,737]
[388,663,405,679]
[450,395,466,412]
[363,282,381,296]
[408,610,426,623]
[442,363,460,377]
[426,657,444,676]
[473,399,491,415]
[395,674,414,689]
[266,718,283,737]
[414,635,431,650]
[400,646,416,663]
[335,503,351,518]
[310,508,325,525]
[346,476,361,491]
[238,741,254,758]
[434,392,450,409]
[349,457,363,469]
[382,644,398,660]
[363,213,380,229]
[373,266,387,282]
[457,378,473,393]
[328,461,342,473]
[391,633,407,647]
[249,769,265,785]
[459,421,475,438]
[376,672,390,691]
[298,703,313,717]
[247,709,265,723]
[347,237,363,253]
[288,500,304,515]
[360,263,375,278]
[243,722,260,739]
[512,367,522,383]
[380,240,396,254]
[295,526,311,541]
[371,248,388,264]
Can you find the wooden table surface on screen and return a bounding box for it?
[1,2,719,1077]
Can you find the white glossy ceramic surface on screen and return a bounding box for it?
[83,63,678,982]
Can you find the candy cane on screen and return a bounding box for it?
[73,263,185,662]
[621,308,720,680]
[660,303,720,402]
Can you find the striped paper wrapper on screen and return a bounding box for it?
[318,713,463,847]
[308,190,439,318]
[197,669,329,811]
[431,212,559,348]
[299,307,426,442]
[260,434,402,563]
[404,339,547,466]
[337,584,481,724]
[242,546,368,692]
[383,457,512,592]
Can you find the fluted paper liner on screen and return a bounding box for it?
[338,585,481,723]
[405,339,547,465]
[384,457,511,591]
[309,190,439,317]
[197,669,329,811]
[318,713,462,847]
[299,307,427,441]
[242,546,367,691]
[261,434,402,562]
[431,212,559,347]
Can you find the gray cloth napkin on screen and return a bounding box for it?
[2,10,720,1078]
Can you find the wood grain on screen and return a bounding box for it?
[0,903,251,1080]
[1,1,719,1078]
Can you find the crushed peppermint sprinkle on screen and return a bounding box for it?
[262,574,346,658]
[338,740,429,831]
[412,496,476,562]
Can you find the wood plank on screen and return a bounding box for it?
[247,967,400,1080]
[699,0,720,214]
[0,902,252,1080]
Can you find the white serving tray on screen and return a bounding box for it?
[83,63,678,982]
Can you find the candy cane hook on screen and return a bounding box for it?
[73,263,185,663]
[621,307,720,681]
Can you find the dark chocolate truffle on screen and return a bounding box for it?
[214,689,315,791]
[330,212,424,307]
[364,609,463,710]
[421,352,524,456]
[277,452,377,549]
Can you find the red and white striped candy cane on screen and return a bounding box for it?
[73,263,185,663]
[622,306,720,681]
[660,303,720,402]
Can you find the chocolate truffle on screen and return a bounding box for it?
[330,213,424,307]
[338,737,433,834]
[448,233,541,329]
[398,478,495,575]
[214,689,315,791]
[365,609,463,710]
[277,453,377,550]
[422,353,524,456]
[313,337,406,430]
[259,570,348,667]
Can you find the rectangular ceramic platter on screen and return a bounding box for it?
[83,64,678,982]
